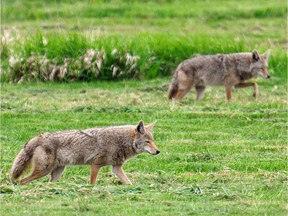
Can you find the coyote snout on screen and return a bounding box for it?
[10,120,159,185]
[144,141,160,155]
[258,68,270,79]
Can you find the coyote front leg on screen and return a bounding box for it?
[112,165,132,185]
[235,82,258,98]
[225,85,232,101]
[90,164,101,185]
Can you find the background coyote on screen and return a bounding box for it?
[10,121,159,185]
[168,50,270,101]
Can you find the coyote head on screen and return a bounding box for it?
[133,120,160,155]
[250,50,271,79]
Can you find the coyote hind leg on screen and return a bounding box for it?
[50,166,65,182]
[20,147,56,185]
[225,85,232,101]
[195,86,206,101]
[174,89,192,100]
[20,169,52,185]
[174,70,193,100]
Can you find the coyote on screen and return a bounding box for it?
[168,50,271,101]
[10,121,159,185]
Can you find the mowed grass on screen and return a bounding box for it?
[1,0,287,215]
[2,0,287,43]
[1,78,287,215]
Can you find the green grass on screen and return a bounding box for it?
[1,32,287,82]
[1,0,287,82]
[2,0,287,39]
[1,33,256,82]
[1,0,287,215]
[1,79,287,215]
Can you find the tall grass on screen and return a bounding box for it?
[2,32,286,82]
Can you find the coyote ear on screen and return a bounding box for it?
[262,49,271,60]
[252,50,260,62]
[145,121,157,131]
[136,120,145,134]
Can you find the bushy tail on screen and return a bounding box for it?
[10,137,40,180]
[168,70,179,100]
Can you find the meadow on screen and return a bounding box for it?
[1,0,287,215]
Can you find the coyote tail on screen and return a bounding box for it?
[10,137,40,180]
[168,70,179,99]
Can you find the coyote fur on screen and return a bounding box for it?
[10,121,159,185]
[168,50,271,101]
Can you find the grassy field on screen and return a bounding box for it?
[1,79,287,215]
[1,0,287,215]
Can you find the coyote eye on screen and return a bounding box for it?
[146,141,150,144]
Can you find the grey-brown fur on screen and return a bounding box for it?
[10,121,159,185]
[168,50,270,101]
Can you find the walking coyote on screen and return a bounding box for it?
[168,50,270,101]
[10,121,159,185]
